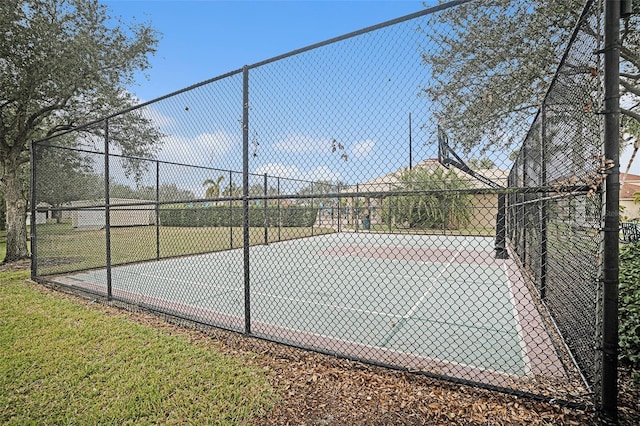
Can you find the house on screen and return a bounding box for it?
[342,159,508,231]
[68,198,156,229]
[620,173,640,220]
[28,202,52,226]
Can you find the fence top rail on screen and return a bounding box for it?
[247,0,474,70]
[32,0,474,148]
[31,68,244,147]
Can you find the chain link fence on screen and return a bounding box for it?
[507,0,608,402]
[31,0,616,414]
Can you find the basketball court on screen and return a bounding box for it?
[53,232,565,384]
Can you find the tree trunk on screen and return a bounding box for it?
[3,165,30,262]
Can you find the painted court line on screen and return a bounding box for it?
[252,291,405,319]
[378,238,471,348]
[47,232,565,382]
[402,239,469,319]
[505,261,532,375]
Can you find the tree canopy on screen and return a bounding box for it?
[382,167,474,230]
[421,0,639,153]
[0,0,161,261]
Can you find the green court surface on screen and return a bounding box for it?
[56,232,564,381]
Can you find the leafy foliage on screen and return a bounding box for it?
[160,205,317,228]
[422,0,639,153]
[421,0,585,152]
[34,148,101,211]
[0,0,160,260]
[203,176,225,199]
[382,167,474,230]
[619,243,640,367]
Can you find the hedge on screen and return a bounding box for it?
[159,205,317,228]
[619,243,640,367]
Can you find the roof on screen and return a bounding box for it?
[345,159,509,193]
[620,182,640,200]
[622,173,640,183]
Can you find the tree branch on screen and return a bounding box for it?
[0,99,16,110]
[25,93,74,136]
[620,79,640,98]
[622,107,640,123]
[45,123,75,137]
[621,72,640,80]
[620,45,640,69]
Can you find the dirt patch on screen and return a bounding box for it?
[0,258,31,272]
[18,262,639,425]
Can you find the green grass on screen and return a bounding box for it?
[0,231,5,260]
[0,271,277,424]
[34,223,335,275]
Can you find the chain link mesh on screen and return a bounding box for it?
[32,0,609,406]
[507,1,605,397]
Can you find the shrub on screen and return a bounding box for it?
[619,243,640,367]
[159,205,317,228]
[381,167,474,230]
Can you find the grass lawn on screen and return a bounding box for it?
[34,223,335,275]
[0,270,277,424]
[0,231,5,260]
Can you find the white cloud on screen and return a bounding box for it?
[158,131,240,167]
[144,106,176,130]
[253,163,301,178]
[253,162,342,190]
[350,139,375,159]
[308,165,341,182]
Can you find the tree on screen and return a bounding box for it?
[0,0,160,262]
[202,176,224,199]
[468,157,496,170]
[421,0,639,153]
[295,180,345,207]
[382,167,474,230]
[34,147,103,221]
[222,182,242,198]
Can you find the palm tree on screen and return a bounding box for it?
[203,176,224,200]
[222,182,242,198]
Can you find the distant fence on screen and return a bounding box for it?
[31,0,619,419]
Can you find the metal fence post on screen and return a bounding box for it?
[600,0,620,422]
[539,106,548,299]
[242,66,251,335]
[29,141,38,279]
[355,184,359,232]
[104,119,112,301]
[156,160,160,260]
[229,170,233,249]
[337,183,342,232]
[495,193,508,259]
[277,177,281,241]
[264,173,268,245]
[521,144,528,267]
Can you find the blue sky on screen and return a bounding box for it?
[101,0,459,192]
[100,0,639,192]
[104,0,431,102]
